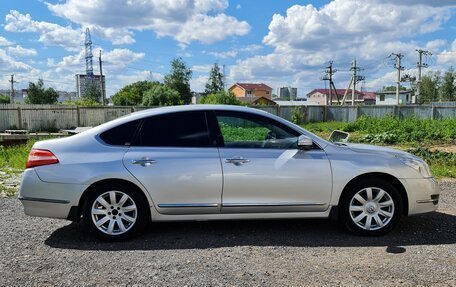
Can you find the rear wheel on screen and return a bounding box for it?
[83,183,149,241]
[340,179,402,236]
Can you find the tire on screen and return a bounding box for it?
[339,178,403,236]
[83,183,149,241]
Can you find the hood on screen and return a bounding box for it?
[342,143,414,158]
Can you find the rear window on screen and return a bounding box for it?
[99,120,140,146]
[133,111,212,147]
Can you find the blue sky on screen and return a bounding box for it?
[0,0,455,98]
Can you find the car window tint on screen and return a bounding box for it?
[99,120,140,146]
[215,112,299,149]
[136,111,212,147]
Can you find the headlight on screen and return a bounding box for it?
[396,156,432,178]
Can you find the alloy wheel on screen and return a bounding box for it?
[91,191,137,235]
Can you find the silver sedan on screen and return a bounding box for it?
[19,105,439,241]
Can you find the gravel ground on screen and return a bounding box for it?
[1,180,455,287]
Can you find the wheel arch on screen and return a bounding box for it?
[69,178,152,222]
[338,172,409,216]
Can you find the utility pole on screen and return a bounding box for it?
[416,49,431,104]
[391,53,404,105]
[99,50,105,105]
[342,60,364,105]
[9,75,17,104]
[322,61,338,105]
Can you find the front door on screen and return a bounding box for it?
[123,111,222,215]
[211,111,332,213]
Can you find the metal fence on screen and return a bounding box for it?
[1,104,456,132]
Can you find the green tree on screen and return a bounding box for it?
[204,63,224,95]
[164,58,192,104]
[0,94,10,104]
[439,66,456,101]
[25,79,59,104]
[83,81,102,103]
[112,81,158,106]
[142,83,181,106]
[418,72,441,104]
[199,91,242,105]
[381,85,406,92]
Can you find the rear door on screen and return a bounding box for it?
[123,111,223,215]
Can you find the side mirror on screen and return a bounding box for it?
[297,135,313,150]
[328,130,350,143]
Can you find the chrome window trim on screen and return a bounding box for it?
[158,203,220,208]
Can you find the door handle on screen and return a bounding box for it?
[226,157,250,166]
[131,158,157,167]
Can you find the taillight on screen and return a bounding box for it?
[26,149,59,168]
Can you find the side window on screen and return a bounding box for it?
[99,120,140,146]
[215,112,299,149]
[134,111,212,147]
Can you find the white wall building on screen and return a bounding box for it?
[375,90,413,105]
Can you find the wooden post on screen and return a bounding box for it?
[76,106,81,127]
[17,106,22,130]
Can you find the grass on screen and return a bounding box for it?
[0,116,455,179]
[303,116,456,178]
[0,140,36,172]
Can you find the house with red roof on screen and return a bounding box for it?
[229,83,272,98]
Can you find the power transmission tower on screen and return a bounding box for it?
[416,49,431,104]
[85,28,93,78]
[99,50,105,105]
[342,59,364,105]
[390,53,404,105]
[322,61,338,105]
[9,75,17,104]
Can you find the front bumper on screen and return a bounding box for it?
[400,177,440,215]
[18,169,88,219]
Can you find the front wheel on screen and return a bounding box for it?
[83,183,149,241]
[340,179,403,236]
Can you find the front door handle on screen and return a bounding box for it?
[226,156,250,166]
[131,158,157,167]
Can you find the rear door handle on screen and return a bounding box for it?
[226,157,250,166]
[132,158,157,167]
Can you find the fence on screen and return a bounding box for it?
[1,104,456,132]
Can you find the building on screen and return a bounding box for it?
[57,91,78,102]
[306,89,372,105]
[237,96,276,106]
[0,89,24,103]
[276,87,297,100]
[76,74,105,98]
[229,83,273,99]
[375,90,413,105]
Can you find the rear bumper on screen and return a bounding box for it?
[18,169,88,219]
[401,177,440,215]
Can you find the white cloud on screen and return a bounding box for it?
[0,49,33,73]
[0,36,13,46]
[7,45,37,57]
[208,50,238,59]
[436,40,456,65]
[47,0,250,45]
[190,75,209,93]
[4,10,84,51]
[230,0,454,95]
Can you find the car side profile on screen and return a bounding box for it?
[19,105,439,241]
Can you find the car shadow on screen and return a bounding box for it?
[44,211,456,251]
